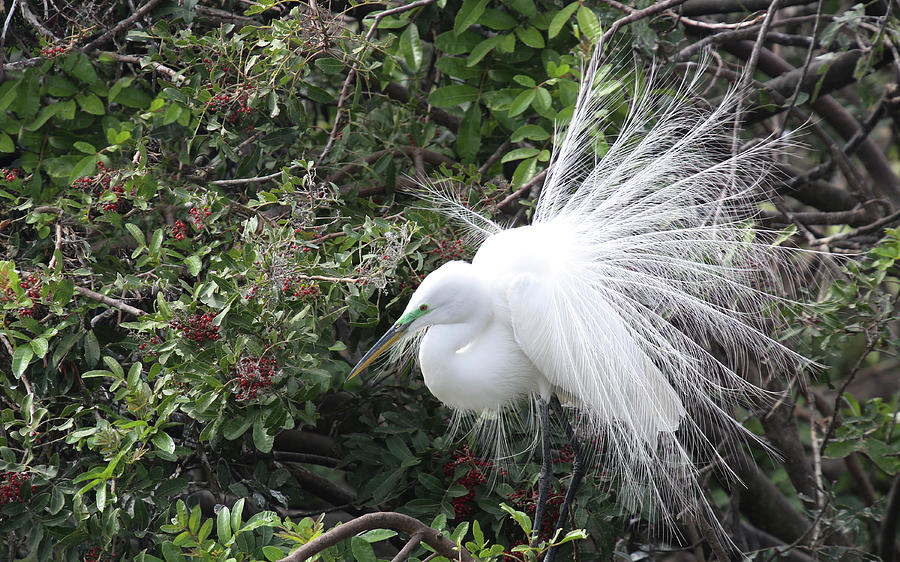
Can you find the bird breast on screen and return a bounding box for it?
[418,308,544,413]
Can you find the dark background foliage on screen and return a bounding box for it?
[0,0,899,560]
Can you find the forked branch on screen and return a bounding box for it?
[277,512,474,562]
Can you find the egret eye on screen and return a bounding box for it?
[419,304,429,311]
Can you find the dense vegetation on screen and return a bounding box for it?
[1,0,899,560]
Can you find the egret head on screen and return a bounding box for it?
[346,260,484,380]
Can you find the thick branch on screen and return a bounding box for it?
[680,0,814,15]
[727,43,900,201]
[881,476,900,562]
[278,512,474,562]
[98,52,186,84]
[283,463,357,507]
[74,286,146,317]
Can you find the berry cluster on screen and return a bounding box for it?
[72,162,124,212]
[171,312,219,345]
[189,206,211,229]
[206,85,255,124]
[398,273,425,291]
[168,379,192,394]
[83,546,102,562]
[442,446,495,519]
[170,220,187,241]
[233,356,277,400]
[280,277,320,299]
[41,45,68,58]
[138,335,161,357]
[1,168,18,182]
[0,471,30,506]
[553,444,574,464]
[18,273,43,318]
[430,237,465,262]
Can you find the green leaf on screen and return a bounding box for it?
[427,85,480,108]
[515,25,545,49]
[479,9,517,30]
[314,58,344,74]
[457,103,481,163]
[0,132,14,153]
[549,2,579,38]
[13,345,33,378]
[534,87,552,112]
[350,536,376,562]
[500,502,532,535]
[576,6,602,42]
[73,141,97,154]
[69,155,98,187]
[75,92,106,115]
[231,498,244,532]
[359,529,398,543]
[511,124,550,142]
[127,362,142,389]
[152,431,175,455]
[30,337,49,359]
[0,80,20,111]
[108,77,134,103]
[400,24,423,71]
[502,148,541,163]
[454,0,490,35]
[25,103,64,131]
[508,89,536,117]
[467,36,502,66]
[253,419,274,453]
[125,223,146,247]
[184,255,202,277]
[513,75,536,88]
[262,546,284,561]
[103,356,124,379]
[84,330,100,367]
[161,541,185,562]
[512,156,538,186]
[216,506,232,544]
[222,416,253,440]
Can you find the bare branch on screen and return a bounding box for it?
[98,52,187,84]
[277,512,475,562]
[81,0,166,52]
[601,0,688,45]
[74,286,146,317]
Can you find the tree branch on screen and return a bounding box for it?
[277,512,474,562]
[81,0,166,53]
[74,286,146,317]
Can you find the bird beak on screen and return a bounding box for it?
[346,321,409,381]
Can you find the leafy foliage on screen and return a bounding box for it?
[1,0,899,560]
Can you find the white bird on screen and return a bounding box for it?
[348,50,805,558]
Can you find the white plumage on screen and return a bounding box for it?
[349,49,806,542]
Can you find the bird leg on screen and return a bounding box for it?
[532,396,553,544]
[542,395,587,562]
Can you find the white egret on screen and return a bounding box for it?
[349,49,805,558]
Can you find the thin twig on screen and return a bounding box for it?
[47,222,62,270]
[19,0,58,40]
[318,0,437,164]
[778,0,825,136]
[601,0,688,45]
[81,0,166,52]
[495,170,547,210]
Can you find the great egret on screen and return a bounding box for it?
[348,49,804,558]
